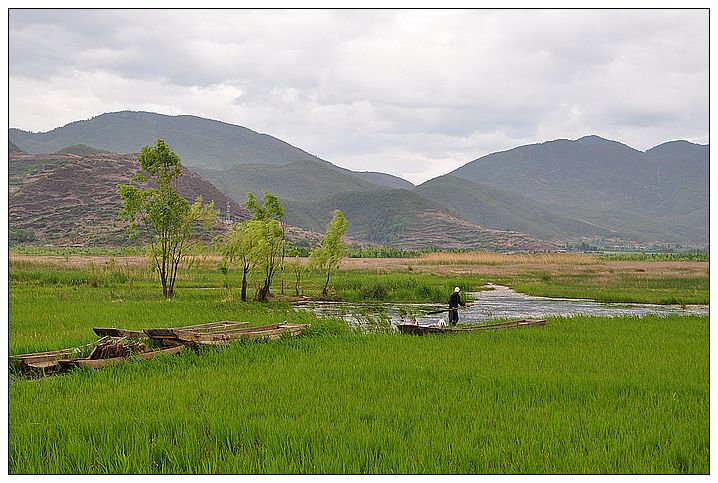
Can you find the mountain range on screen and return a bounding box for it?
[9,111,709,250]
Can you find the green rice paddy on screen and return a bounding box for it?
[8,255,710,474]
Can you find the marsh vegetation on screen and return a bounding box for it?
[8,251,709,474]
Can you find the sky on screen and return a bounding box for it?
[8,8,709,184]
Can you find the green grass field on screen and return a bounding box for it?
[8,255,710,474]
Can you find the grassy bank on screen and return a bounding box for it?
[9,252,709,305]
[10,314,708,474]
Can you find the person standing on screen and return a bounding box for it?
[448,286,466,326]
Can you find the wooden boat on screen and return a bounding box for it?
[96,321,248,342]
[93,327,146,338]
[11,321,253,375]
[144,321,249,347]
[146,322,311,347]
[10,345,92,375]
[398,319,546,335]
[57,345,183,370]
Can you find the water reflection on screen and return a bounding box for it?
[293,283,709,327]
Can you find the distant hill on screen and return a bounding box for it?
[9,140,25,154]
[9,111,327,171]
[8,150,251,246]
[644,140,709,226]
[352,171,415,189]
[9,112,707,249]
[8,111,414,190]
[283,188,556,251]
[55,144,110,156]
[8,147,552,251]
[196,160,400,204]
[415,175,619,241]
[414,175,705,245]
[450,135,708,244]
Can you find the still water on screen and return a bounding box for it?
[293,283,709,328]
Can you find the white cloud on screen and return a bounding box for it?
[9,8,709,182]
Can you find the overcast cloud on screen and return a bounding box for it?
[8,9,708,184]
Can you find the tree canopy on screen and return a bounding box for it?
[117,138,217,298]
[309,209,348,297]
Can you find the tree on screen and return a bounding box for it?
[221,219,264,301]
[245,190,285,302]
[117,139,217,298]
[309,210,348,298]
[285,241,303,296]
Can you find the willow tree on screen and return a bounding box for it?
[309,209,348,298]
[117,139,217,298]
[245,190,285,302]
[221,219,263,301]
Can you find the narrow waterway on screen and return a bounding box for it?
[293,283,709,328]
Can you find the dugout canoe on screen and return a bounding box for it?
[146,322,311,347]
[97,321,249,344]
[10,345,91,374]
[398,319,546,335]
[144,321,250,347]
[93,327,146,338]
[57,345,183,370]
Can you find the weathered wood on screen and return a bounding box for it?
[144,321,250,346]
[93,327,146,338]
[147,323,311,347]
[10,345,92,374]
[397,319,546,335]
[175,321,249,332]
[58,345,183,370]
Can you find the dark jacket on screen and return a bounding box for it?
[448,292,465,309]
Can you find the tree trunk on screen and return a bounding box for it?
[241,269,248,302]
[256,278,270,301]
[322,268,331,297]
[160,268,170,298]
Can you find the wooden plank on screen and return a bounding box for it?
[144,321,250,340]
[170,323,311,346]
[178,321,249,332]
[58,345,183,370]
[93,327,145,338]
[10,347,79,364]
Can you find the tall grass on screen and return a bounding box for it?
[329,271,479,303]
[9,315,708,474]
[495,272,709,306]
[8,262,709,473]
[418,252,599,266]
[599,252,709,262]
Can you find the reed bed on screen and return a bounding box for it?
[417,252,599,266]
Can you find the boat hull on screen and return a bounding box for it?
[146,323,311,347]
[398,319,546,335]
[57,345,183,370]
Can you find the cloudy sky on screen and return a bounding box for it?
[8,9,709,184]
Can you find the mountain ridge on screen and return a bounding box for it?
[8,112,708,248]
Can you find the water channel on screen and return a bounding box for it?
[293,283,709,329]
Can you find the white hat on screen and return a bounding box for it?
[454,287,460,292]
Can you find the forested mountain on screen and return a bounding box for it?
[8,112,709,249]
[9,111,413,191]
[282,188,555,251]
[196,160,406,204]
[415,175,619,242]
[414,175,706,245]
[449,135,708,244]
